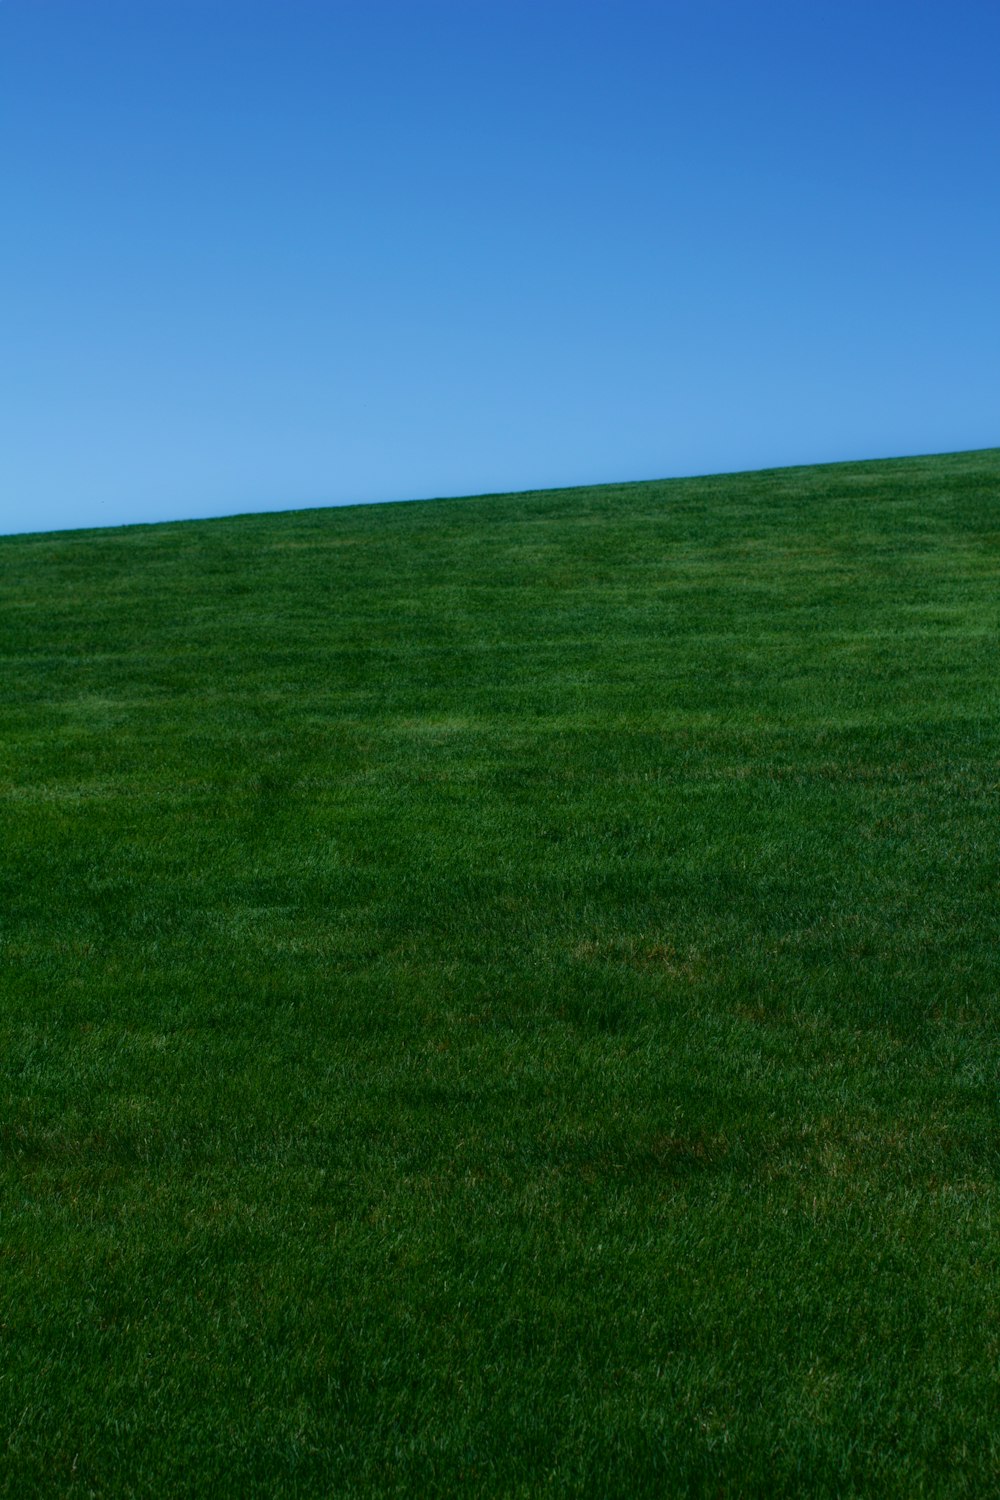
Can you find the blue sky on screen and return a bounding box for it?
[2,0,997,535]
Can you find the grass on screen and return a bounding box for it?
[2,447,999,1496]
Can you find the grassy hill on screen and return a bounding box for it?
[3,448,999,1496]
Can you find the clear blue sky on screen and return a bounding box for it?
[2,0,997,535]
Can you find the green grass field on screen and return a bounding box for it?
[3,448,999,1496]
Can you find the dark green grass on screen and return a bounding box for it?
[2,449,999,1496]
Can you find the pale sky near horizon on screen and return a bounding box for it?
[2,0,998,536]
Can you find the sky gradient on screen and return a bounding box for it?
[2,0,997,535]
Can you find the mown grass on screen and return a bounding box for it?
[2,448,999,1496]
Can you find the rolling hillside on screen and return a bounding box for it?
[3,449,999,1496]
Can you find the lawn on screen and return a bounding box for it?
[2,448,999,1495]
